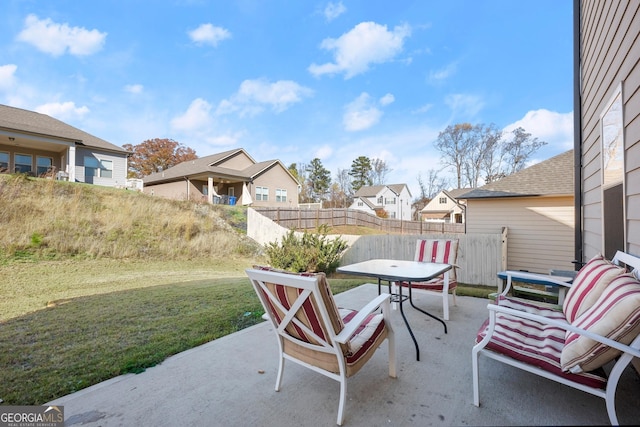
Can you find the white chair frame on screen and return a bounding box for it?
[472,251,640,425]
[246,268,397,425]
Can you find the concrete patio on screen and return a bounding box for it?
[48,284,640,426]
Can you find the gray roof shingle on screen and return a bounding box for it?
[460,150,574,199]
[0,104,127,153]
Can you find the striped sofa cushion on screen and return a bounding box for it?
[476,296,607,389]
[562,254,625,323]
[562,273,640,373]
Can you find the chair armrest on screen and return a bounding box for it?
[335,293,391,344]
[486,303,640,358]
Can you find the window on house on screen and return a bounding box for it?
[256,186,269,201]
[385,197,396,204]
[14,154,32,173]
[357,201,363,207]
[100,160,113,178]
[84,156,99,177]
[439,197,447,204]
[0,152,9,171]
[377,196,383,204]
[276,188,287,202]
[36,156,53,176]
[202,185,208,196]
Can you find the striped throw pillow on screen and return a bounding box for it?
[562,254,625,323]
[561,273,640,373]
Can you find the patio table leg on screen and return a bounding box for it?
[407,283,448,334]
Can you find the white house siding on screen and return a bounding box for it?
[465,195,575,273]
[74,147,128,188]
[580,0,640,257]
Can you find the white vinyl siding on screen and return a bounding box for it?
[465,196,575,273]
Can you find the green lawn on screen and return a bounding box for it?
[0,258,494,405]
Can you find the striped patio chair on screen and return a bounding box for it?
[399,239,459,320]
[246,267,396,426]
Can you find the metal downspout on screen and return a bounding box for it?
[573,0,583,267]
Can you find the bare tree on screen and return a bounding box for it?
[503,127,546,175]
[370,158,392,185]
[335,168,353,207]
[434,123,475,188]
[435,122,546,188]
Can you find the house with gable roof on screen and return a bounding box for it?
[420,188,470,223]
[348,184,412,220]
[142,148,300,208]
[459,150,574,274]
[0,104,129,186]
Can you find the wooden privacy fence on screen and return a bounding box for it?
[247,208,506,287]
[253,207,465,234]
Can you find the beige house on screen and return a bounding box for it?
[0,104,129,186]
[420,188,469,223]
[142,148,300,207]
[575,0,639,261]
[461,150,575,273]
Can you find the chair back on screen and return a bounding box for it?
[414,239,458,280]
[246,267,350,357]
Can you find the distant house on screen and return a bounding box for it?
[142,148,300,207]
[460,150,574,274]
[420,188,470,223]
[349,184,412,220]
[0,104,129,187]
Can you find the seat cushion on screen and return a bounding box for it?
[476,296,607,389]
[562,254,625,323]
[340,309,388,376]
[561,273,640,373]
[253,265,351,355]
[401,277,457,292]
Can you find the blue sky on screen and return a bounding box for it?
[0,1,574,198]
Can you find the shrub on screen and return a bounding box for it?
[264,224,348,274]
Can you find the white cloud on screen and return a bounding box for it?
[35,102,90,120]
[429,62,457,84]
[188,23,231,47]
[308,21,411,79]
[343,92,383,131]
[314,144,333,159]
[379,93,395,106]
[0,64,18,91]
[17,14,106,57]
[444,93,485,118]
[504,109,574,150]
[124,84,144,94]
[216,78,313,117]
[171,98,213,132]
[324,2,346,21]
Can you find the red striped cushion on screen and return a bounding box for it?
[561,273,640,373]
[254,266,351,355]
[476,296,607,389]
[562,254,625,323]
[414,239,458,280]
[340,308,387,365]
[407,277,457,291]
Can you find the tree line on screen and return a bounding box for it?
[124,123,545,211]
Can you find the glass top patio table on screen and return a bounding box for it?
[337,259,452,361]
